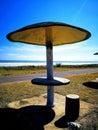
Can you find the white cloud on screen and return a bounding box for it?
[1,39,98,62]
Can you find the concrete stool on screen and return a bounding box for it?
[65,94,80,121]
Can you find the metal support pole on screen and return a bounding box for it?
[46,41,54,107]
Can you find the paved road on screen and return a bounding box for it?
[0,68,98,84]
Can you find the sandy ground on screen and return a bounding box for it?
[8,93,96,130]
[8,93,94,116]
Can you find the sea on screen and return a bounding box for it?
[0,60,98,67]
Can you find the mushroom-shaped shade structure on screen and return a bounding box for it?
[7,22,91,46]
[7,22,91,107]
[94,52,98,55]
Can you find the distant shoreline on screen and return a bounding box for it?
[0,63,98,69]
[0,60,98,67]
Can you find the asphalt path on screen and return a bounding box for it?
[0,68,98,84]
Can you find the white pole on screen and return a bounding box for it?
[46,41,54,107]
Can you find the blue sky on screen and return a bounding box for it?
[0,0,98,61]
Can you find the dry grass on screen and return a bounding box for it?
[55,73,98,104]
[0,72,98,107]
[0,66,46,76]
[0,64,98,76]
[0,72,98,130]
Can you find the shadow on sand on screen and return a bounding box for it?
[0,105,55,130]
[54,114,78,128]
[83,81,98,89]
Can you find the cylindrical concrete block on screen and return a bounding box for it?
[65,94,80,121]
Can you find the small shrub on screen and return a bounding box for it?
[82,96,89,102]
[55,63,62,67]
